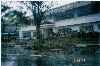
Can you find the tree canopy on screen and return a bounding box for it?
[21,1,58,39]
[1,2,33,25]
[1,1,58,39]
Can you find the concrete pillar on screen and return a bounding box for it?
[43,28,48,38]
[53,27,58,33]
[19,31,23,39]
[31,31,33,38]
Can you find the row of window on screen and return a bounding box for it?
[22,24,100,38]
[58,28,72,34]
[47,2,91,15]
[58,24,100,34]
[47,3,100,21]
[80,25,94,32]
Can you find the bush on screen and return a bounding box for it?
[77,31,100,44]
[15,31,100,52]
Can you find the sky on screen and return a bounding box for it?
[1,1,76,16]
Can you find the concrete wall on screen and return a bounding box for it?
[46,1,92,15]
[19,26,36,39]
[55,13,100,27]
[53,13,100,33]
[54,22,100,33]
[18,13,100,39]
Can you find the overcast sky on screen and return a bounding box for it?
[1,1,76,16]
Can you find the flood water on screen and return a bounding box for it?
[1,44,100,66]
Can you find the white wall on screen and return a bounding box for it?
[53,27,58,33]
[70,25,80,32]
[55,22,100,33]
[19,26,36,39]
[55,13,100,27]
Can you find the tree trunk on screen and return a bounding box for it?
[36,22,40,39]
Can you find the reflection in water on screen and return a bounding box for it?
[1,45,100,66]
[2,60,15,66]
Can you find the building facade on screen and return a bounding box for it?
[19,1,100,39]
[19,26,37,39]
[45,1,100,36]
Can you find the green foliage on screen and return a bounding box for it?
[16,40,28,45]
[26,1,56,39]
[33,39,45,51]
[77,31,100,44]
[12,10,30,24]
[1,5,10,12]
[8,15,13,22]
[16,35,80,52]
[16,31,100,53]
[2,4,32,25]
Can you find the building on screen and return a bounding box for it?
[19,1,100,39]
[19,21,54,39]
[19,26,36,39]
[40,21,55,38]
[46,1,100,36]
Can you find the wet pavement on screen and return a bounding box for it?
[1,44,100,66]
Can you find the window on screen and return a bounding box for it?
[98,24,100,30]
[58,29,64,33]
[23,31,31,38]
[33,32,37,37]
[86,25,93,31]
[80,25,94,32]
[49,9,74,21]
[58,28,72,34]
[92,2,100,14]
[63,28,72,34]
[76,4,92,17]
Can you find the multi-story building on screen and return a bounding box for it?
[45,1,100,35]
[19,1,100,39]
